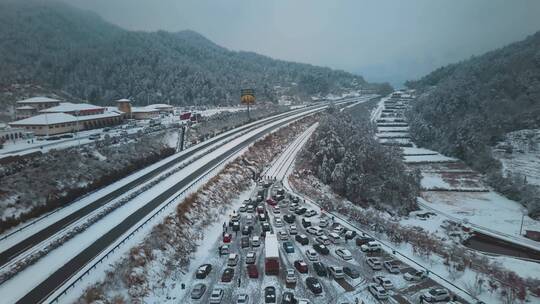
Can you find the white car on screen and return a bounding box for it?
[251,236,261,247]
[404,269,428,281]
[278,230,289,241]
[289,225,298,235]
[368,283,388,300]
[333,225,345,234]
[335,248,353,261]
[305,209,317,217]
[421,288,451,302]
[297,300,311,304]
[274,217,284,227]
[318,219,328,228]
[306,226,323,236]
[361,241,382,252]
[237,293,249,304]
[328,266,345,279]
[209,287,224,303]
[372,275,394,290]
[245,215,254,225]
[366,257,382,270]
[383,260,400,274]
[273,207,281,214]
[246,251,256,264]
[305,249,318,261]
[315,235,331,245]
[286,269,297,284]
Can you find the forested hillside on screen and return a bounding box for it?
[0,1,386,110]
[406,31,540,216]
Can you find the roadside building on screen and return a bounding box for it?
[131,106,160,119]
[15,97,61,120]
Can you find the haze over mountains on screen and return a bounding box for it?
[0,1,387,110]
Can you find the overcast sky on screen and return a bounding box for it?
[71,0,540,87]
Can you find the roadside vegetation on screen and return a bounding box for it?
[297,108,421,215]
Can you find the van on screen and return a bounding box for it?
[328,232,342,244]
[307,226,323,236]
[227,253,239,266]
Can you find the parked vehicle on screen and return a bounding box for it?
[246,251,256,264]
[366,257,382,270]
[368,283,388,300]
[355,236,375,246]
[283,241,295,253]
[247,205,255,213]
[258,213,267,222]
[313,262,327,277]
[242,225,252,236]
[383,260,400,274]
[264,286,276,303]
[252,236,261,247]
[190,283,206,299]
[262,222,271,232]
[318,219,328,228]
[361,241,382,252]
[304,209,317,217]
[327,266,345,279]
[265,234,280,275]
[241,236,250,248]
[295,234,309,245]
[404,269,428,281]
[221,267,235,282]
[301,218,312,228]
[196,264,212,279]
[335,248,353,261]
[237,293,249,304]
[343,267,360,279]
[266,198,277,206]
[420,288,451,302]
[239,204,247,212]
[275,217,284,227]
[295,207,307,215]
[247,264,259,278]
[306,226,323,236]
[313,244,329,255]
[306,277,323,294]
[286,269,297,284]
[209,287,224,303]
[278,230,289,240]
[227,253,239,266]
[305,249,318,261]
[282,292,297,304]
[315,235,330,245]
[284,214,296,224]
[328,232,342,244]
[223,233,232,243]
[289,225,298,235]
[344,230,357,240]
[373,275,394,290]
[89,134,101,140]
[294,260,308,273]
[220,244,230,255]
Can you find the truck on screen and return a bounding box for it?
[265,233,280,275]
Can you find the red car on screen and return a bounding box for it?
[266,198,277,206]
[223,233,232,243]
[247,264,259,278]
[294,260,308,273]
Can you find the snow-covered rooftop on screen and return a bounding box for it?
[40,102,104,113]
[116,98,131,102]
[15,106,36,110]
[131,106,160,113]
[16,97,61,104]
[9,113,78,125]
[147,103,173,109]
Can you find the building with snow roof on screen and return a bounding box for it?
[15,97,61,120]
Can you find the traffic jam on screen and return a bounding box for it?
[181,180,463,304]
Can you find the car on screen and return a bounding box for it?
[368,283,388,300]
[241,236,250,248]
[252,236,261,247]
[292,196,300,203]
[228,253,239,266]
[421,288,451,302]
[232,221,240,232]
[327,266,345,279]
[295,234,309,245]
[246,251,256,264]
[295,207,307,215]
[328,232,342,244]
[315,235,330,245]
[286,269,297,284]
[246,215,254,225]
[275,217,284,227]
[258,213,267,222]
[283,241,295,253]
[237,293,249,304]
[355,236,375,246]
[344,230,357,240]
[60,133,74,138]
[278,230,289,240]
[289,225,298,235]
[279,199,289,207]
[284,214,296,224]
[304,209,317,217]
[247,264,259,278]
[305,249,318,261]
[257,205,265,214]
[313,243,329,255]
[318,219,328,228]
[273,206,281,214]
[403,269,428,281]
[223,233,232,243]
[242,225,252,235]
[220,244,230,255]
[262,222,271,232]
[195,264,212,279]
[361,241,382,252]
[306,226,323,236]
[289,204,298,212]
[332,225,345,235]
[294,260,308,273]
[306,277,323,294]
[282,291,297,304]
[247,205,255,213]
[366,257,382,270]
[89,134,101,140]
[267,198,277,206]
[190,283,206,299]
[297,300,311,304]
[383,260,400,274]
[313,262,327,277]
[103,127,111,132]
[256,195,264,203]
[373,275,394,289]
[239,205,247,212]
[209,287,225,303]
[301,218,312,228]
[343,267,360,279]
[335,248,353,261]
[221,267,235,282]
[264,286,276,303]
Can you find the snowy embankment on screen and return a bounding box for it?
[68,116,318,303]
